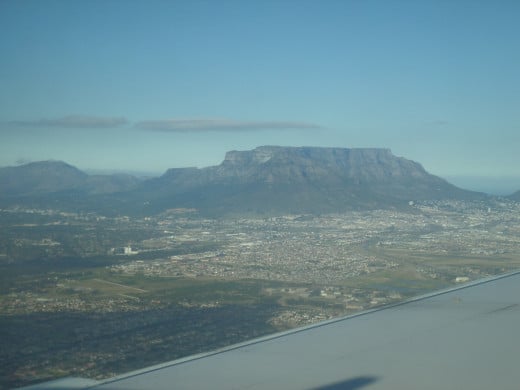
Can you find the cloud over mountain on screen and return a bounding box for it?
[135,119,321,132]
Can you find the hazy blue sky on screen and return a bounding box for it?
[1,0,518,182]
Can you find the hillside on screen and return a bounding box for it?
[508,190,520,201]
[0,161,141,199]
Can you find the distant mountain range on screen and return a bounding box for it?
[0,146,508,216]
[0,160,142,196]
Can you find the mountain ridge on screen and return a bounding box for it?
[128,146,488,215]
[0,147,491,216]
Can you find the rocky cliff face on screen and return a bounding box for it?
[217,146,429,183]
[143,146,484,215]
[158,146,432,186]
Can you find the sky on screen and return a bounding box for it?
[0,0,519,191]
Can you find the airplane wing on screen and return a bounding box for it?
[22,271,520,390]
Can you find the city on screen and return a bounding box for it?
[2,199,520,387]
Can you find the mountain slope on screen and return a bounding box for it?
[0,161,88,196]
[508,190,520,201]
[0,161,141,197]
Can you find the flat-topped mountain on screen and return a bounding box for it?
[134,146,486,215]
[158,146,437,188]
[153,146,441,190]
[219,146,433,182]
[0,147,489,216]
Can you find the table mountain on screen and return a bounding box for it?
[0,147,488,215]
[130,146,486,215]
